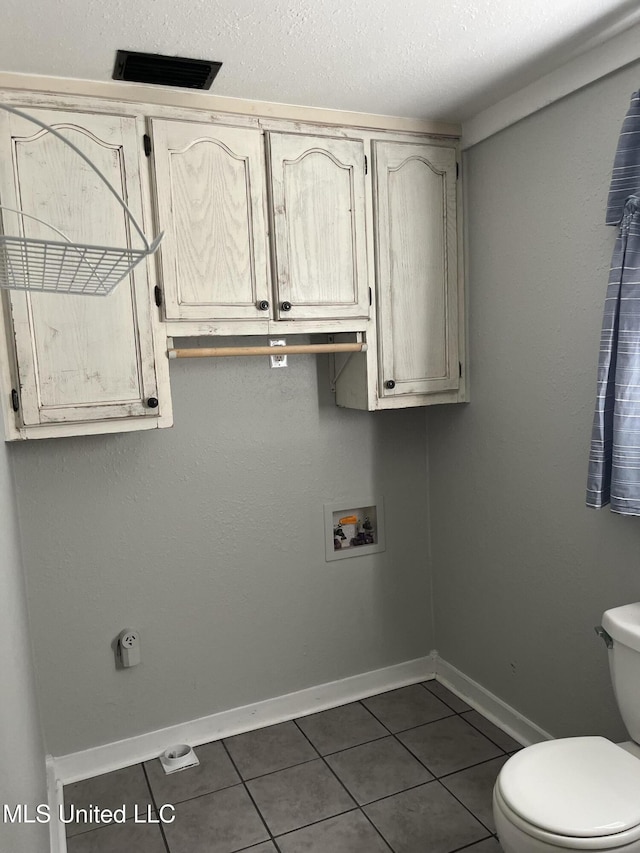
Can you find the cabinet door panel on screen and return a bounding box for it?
[268,133,369,320]
[151,120,270,321]
[0,108,162,427]
[374,141,459,397]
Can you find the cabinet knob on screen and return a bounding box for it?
[257,300,269,311]
[281,301,292,312]
[385,380,396,390]
[146,397,159,409]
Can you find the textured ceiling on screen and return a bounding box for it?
[1,0,639,121]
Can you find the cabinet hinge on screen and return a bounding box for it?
[459,361,462,378]
[154,285,163,308]
[143,134,152,157]
[11,388,19,412]
[456,162,460,179]
[369,286,372,306]
[364,155,368,175]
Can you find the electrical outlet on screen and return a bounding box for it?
[117,628,141,668]
[269,338,287,368]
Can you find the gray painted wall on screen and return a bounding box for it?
[12,349,432,756]
[428,62,640,740]
[0,422,49,851]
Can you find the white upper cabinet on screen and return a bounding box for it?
[267,132,370,321]
[0,107,171,438]
[374,140,460,398]
[150,119,271,323]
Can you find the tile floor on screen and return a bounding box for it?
[63,680,519,853]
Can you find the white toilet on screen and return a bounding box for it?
[493,602,640,853]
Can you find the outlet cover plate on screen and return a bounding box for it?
[269,338,287,368]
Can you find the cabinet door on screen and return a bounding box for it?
[150,119,271,322]
[374,141,460,397]
[268,132,369,321]
[0,108,169,431]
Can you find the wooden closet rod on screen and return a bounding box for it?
[168,342,367,359]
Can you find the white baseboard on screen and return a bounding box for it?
[46,757,65,853]
[51,655,437,785]
[434,654,553,746]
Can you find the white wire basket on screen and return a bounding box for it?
[0,104,163,297]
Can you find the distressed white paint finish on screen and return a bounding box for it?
[0,0,636,122]
[268,132,369,320]
[375,141,459,398]
[0,107,171,434]
[151,119,271,321]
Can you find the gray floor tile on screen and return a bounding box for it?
[295,702,387,754]
[277,810,391,852]
[246,758,354,836]
[63,765,152,837]
[144,740,240,805]
[364,782,489,853]
[363,685,454,732]
[162,784,269,853]
[66,821,166,853]
[461,711,522,752]
[326,736,433,805]
[243,844,278,852]
[441,756,508,832]
[398,716,503,777]
[463,837,504,853]
[423,681,472,713]
[224,721,317,779]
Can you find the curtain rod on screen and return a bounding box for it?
[168,342,367,359]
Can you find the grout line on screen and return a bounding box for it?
[437,754,508,781]
[458,712,518,754]
[220,740,278,849]
[291,719,394,852]
[435,774,497,838]
[421,680,472,713]
[238,755,319,783]
[141,762,171,853]
[61,767,164,843]
[443,834,495,853]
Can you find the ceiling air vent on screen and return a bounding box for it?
[113,51,222,90]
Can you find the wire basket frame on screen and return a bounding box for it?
[0,103,163,296]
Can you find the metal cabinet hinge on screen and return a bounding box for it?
[143,134,152,157]
[11,388,19,412]
[154,285,163,307]
[456,162,460,179]
[364,155,368,175]
[459,361,462,378]
[369,286,372,306]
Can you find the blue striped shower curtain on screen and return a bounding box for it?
[587,91,640,514]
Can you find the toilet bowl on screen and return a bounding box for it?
[494,603,640,853]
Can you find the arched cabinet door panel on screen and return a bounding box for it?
[268,132,370,321]
[0,107,171,437]
[150,119,271,322]
[373,140,460,398]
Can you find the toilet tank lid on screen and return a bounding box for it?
[603,603,640,653]
[498,737,640,837]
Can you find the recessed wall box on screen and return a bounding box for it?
[324,497,385,562]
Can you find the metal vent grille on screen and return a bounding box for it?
[113,51,222,90]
